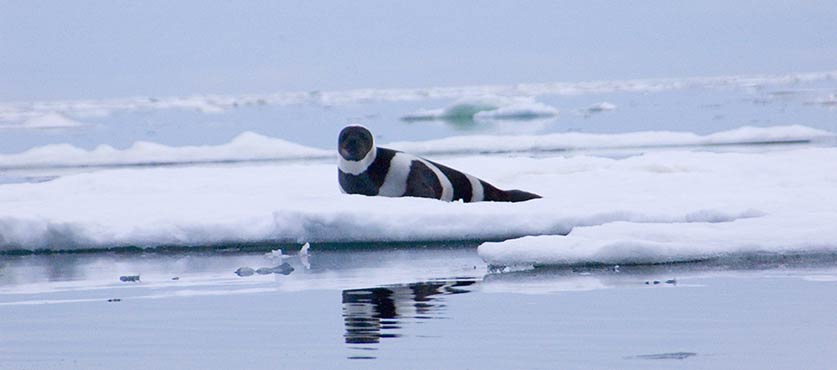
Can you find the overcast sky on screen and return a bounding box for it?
[2,0,836,100]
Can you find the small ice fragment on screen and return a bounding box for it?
[235,267,255,277]
[816,94,837,106]
[585,102,617,114]
[630,352,697,360]
[299,243,311,270]
[265,248,289,260]
[119,275,140,282]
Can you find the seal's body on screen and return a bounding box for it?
[338,125,541,202]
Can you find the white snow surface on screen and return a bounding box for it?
[479,147,837,266]
[2,137,837,261]
[2,125,829,170]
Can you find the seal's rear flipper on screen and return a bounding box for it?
[504,189,542,202]
[481,181,541,202]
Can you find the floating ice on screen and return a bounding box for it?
[0,131,331,169]
[815,94,837,107]
[473,100,559,121]
[478,147,837,266]
[389,125,833,155]
[1,136,836,261]
[264,248,289,260]
[581,102,617,115]
[2,70,835,122]
[299,243,311,269]
[402,96,558,122]
[3,125,828,170]
[479,214,837,267]
[0,113,90,130]
[628,352,697,360]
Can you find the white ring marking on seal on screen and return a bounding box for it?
[338,147,377,175]
[378,152,412,197]
[466,174,484,202]
[417,158,454,201]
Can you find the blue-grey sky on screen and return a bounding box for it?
[2,0,836,100]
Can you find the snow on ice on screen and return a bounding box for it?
[0,126,835,266]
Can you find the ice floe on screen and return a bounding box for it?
[0,131,331,169]
[580,102,617,115]
[0,113,90,130]
[1,125,829,170]
[2,70,835,123]
[402,96,558,122]
[479,147,837,266]
[1,135,836,260]
[815,94,837,107]
[389,125,833,155]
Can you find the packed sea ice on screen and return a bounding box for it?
[1,125,835,267]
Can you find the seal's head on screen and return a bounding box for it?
[338,125,374,161]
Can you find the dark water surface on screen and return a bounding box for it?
[2,247,837,369]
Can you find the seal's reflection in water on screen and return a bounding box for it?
[342,279,476,358]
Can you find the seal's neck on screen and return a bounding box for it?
[339,146,377,175]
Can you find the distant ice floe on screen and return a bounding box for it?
[0,113,91,130]
[0,132,331,169]
[580,102,617,115]
[389,125,833,155]
[815,94,837,107]
[402,96,558,122]
[1,70,835,124]
[2,140,837,264]
[0,125,830,170]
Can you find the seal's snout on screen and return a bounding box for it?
[340,138,362,159]
[338,125,374,161]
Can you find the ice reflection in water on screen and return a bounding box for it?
[342,279,475,358]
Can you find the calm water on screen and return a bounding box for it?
[2,246,837,369]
